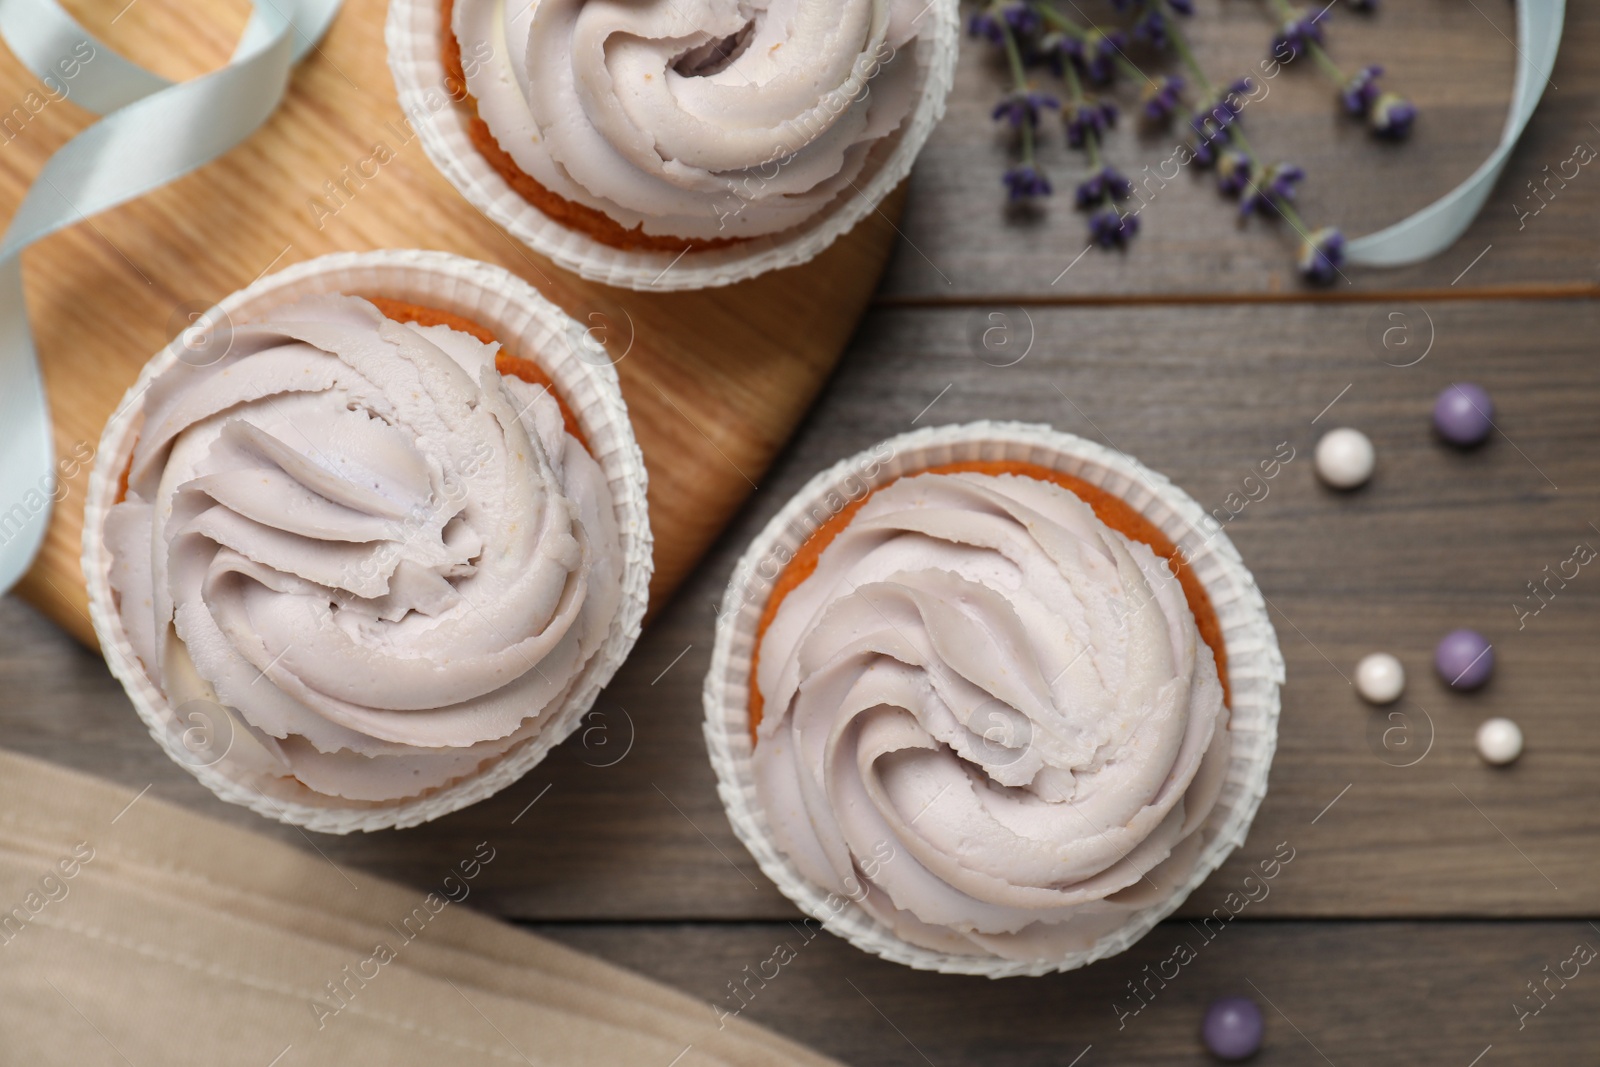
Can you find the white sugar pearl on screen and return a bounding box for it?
[1355,653,1405,704]
[1315,428,1375,489]
[1476,717,1523,766]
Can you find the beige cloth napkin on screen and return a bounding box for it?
[0,750,838,1066]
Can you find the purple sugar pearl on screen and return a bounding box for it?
[1435,629,1494,690]
[1203,996,1263,1061]
[1433,383,1495,446]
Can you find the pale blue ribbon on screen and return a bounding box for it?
[0,0,340,593]
[1345,0,1565,266]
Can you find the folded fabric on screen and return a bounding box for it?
[0,749,838,1066]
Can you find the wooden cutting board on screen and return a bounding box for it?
[2,0,903,646]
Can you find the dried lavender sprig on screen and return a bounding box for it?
[1036,6,1185,123]
[1267,2,1336,71]
[1055,27,1139,246]
[1265,0,1416,136]
[986,6,1055,200]
[1037,8,1138,84]
[1029,5,1141,227]
[1165,7,1345,282]
[1034,4,1134,86]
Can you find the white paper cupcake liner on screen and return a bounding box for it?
[384,0,959,292]
[703,422,1284,977]
[83,250,653,833]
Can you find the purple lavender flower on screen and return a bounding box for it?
[1140,75,1185,121]
[1003,163,1053,201]
[1240,162,1304,216]
[1334,64,1415,137]
[1189,93,1242,144]
[1089,206,1140,246]
[1065,99,1118,147]
[1075,166,1135,208]
[1043,32,1084,77]
[1217,78,1255,117]
[1342,65,1384,116]
[1166,0,1195,14]
[1267,163,1305,199]
[1273,10,1325,60]
[1004,1,1042,36]
[966,1,1039,41]
[1135,9,1169,49]
[1182,100,1243,170]
[1298,226,1346,284]
[1265,163,1305,200]
[1083,29,1128,85]
[966,9,1003,42]
[1371,92,1418,138]
[1216,150,1253,196]
[1187,112,1231,167]
[992,90,1061,129]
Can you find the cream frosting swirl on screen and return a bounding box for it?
[106,296,621,803]
[751,472,1230,961]
[455,0,928,241]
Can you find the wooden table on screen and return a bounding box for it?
[5,0,1600,1063]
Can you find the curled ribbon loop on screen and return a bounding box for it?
[0,0,341,592]
[1346,0,1564,266]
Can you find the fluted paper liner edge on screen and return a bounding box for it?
[384,0,960,292]
[702,421,1283,977]
[83,249,653,833]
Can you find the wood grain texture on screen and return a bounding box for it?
[5,298,1598,923]
[7,595,1600,1060]
[0,0,904,643]
[539,920,1600,1065]
[3,5,1599,1065]
[880,0,1600,300]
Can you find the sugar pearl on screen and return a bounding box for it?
[1315,428,1375,489]
[1355,653,1406,704]
[1476,717,1523,765]
[1435,629,1494,690]
[1202,997,1264,1061]
[1433,383,1495,447]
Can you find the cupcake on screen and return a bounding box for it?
[704,423,1282,975]
[84,251,651,832]
[386,0,959,290]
